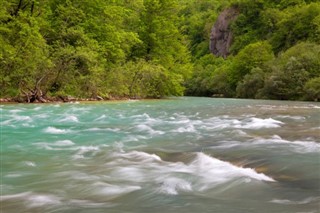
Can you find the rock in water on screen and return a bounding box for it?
[210,7,239,58]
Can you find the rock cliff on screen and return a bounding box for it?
[210,8,239,58]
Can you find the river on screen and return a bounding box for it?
[1,97,319,213]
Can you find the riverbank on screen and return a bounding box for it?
[0,95,166,104]
[2,95,320,104]
[0,96,140,104]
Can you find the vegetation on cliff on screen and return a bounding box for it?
[1,0,319,102]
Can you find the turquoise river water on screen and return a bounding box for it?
[0,97,319,213]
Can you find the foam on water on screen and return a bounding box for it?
[253,135,320,153]
[200,116,284,131]
[33,106,42,111]
[136,124,164,135]
[270,197,319,205]
[9,109,23,113]
[85,127,103,131]
[5,173,23,178]
[76,146,100,154]
[1,119,12,125]
[159,178,192,195]
[294,105,320,109]
[59,115,79,122]
[53,140,75,146]
[276,115,306,120]
[24,161,36,167]
[200,117,237,130]
[107,150,275,195]
[2,114,34,126]
[72,145,101,159]
[33,141,74,150]
[113,150,162,162]
[69,106,88,113]
[93,182,141,197]
[112,142,124,152]
[169,118,191,124]
[189,153,275,183]
[122,135,149,143]
[27,194,61,207]
[34,113,49,119]
[44,127,72,134]
[0,192,31,201]
[239,118,284,129]
[173,123,196,133]
[131,113,151,119]
[12,115,32,122]
[85,127,120,132]
[1,192,61,207]
[132,113,159,125]
[67,199,116,208]
[232,129,248,136]
[94,114,107,121]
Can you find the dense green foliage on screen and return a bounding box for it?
[0,0,191,100]
[185,0,320,101]
[1,0,319,101]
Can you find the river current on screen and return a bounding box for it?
[1,97,319,213]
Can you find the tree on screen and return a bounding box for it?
[261,57,309,100]
[185,54,226,96]
[304,77,320,101]
[132,0,192,95]
[0,0,51,101]
[276,42,320,78]
[229,41,274,89]
[271,3,320,53]
[236,67,266,98]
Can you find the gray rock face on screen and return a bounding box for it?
[210,8,239,58]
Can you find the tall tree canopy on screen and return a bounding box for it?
[1,0,319,101]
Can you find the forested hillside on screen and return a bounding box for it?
[185,0,320,101]
[1,0,319,102]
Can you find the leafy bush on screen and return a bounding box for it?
[304,77,320,101]
[236,67,266,99]
[261,57,309,100]
[229,41,274,89]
